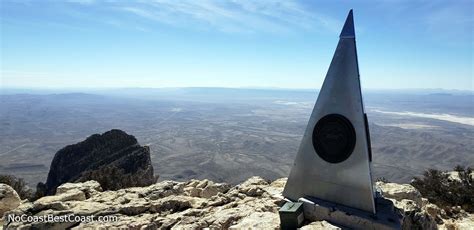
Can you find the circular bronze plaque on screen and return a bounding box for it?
[312,114,356,163]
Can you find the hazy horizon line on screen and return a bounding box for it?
[1,86,473,92]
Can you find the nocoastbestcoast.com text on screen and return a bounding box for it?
[6,214,118,224]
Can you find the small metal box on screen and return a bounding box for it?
[279,201,304,230]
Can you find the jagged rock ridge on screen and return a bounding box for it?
[38,129,156,195]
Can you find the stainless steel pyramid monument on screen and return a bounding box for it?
[283,10,376,214]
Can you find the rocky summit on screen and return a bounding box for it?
[37,129,156,196]
[1,177,473,229]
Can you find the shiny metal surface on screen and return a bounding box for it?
[283,10,376,214]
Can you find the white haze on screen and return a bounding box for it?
[371,109,474,127]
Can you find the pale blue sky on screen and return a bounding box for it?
[1,0,473,90]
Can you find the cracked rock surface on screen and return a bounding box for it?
[2,178,472,229]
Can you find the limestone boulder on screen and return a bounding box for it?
[68,200,111,216]
[376,182,423,207]
[238,176,268,197]
[240,176,269,187]
[184,187,201,197]
[203,182,230,198]
[56,180,102,198]
[402,209,438,230]
[149,195,194,213]
[182,180,230,199]
[137,180,185,199]
[300,220,342,230]
[33,189,86,212]
[206,206,252,229]
[264,178,286,205]
[35,188,86,204]
[0,183,21,217]
[229,212,279,229]
[393,199,419,212]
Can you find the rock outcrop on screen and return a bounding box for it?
[377,182,423,207]
[4,177,285,229]
[3,178,472,229]
[38,129,156,195]
[0,184,21,217]
[377,181,473,230]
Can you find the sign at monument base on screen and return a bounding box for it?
[278,202,304,229]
